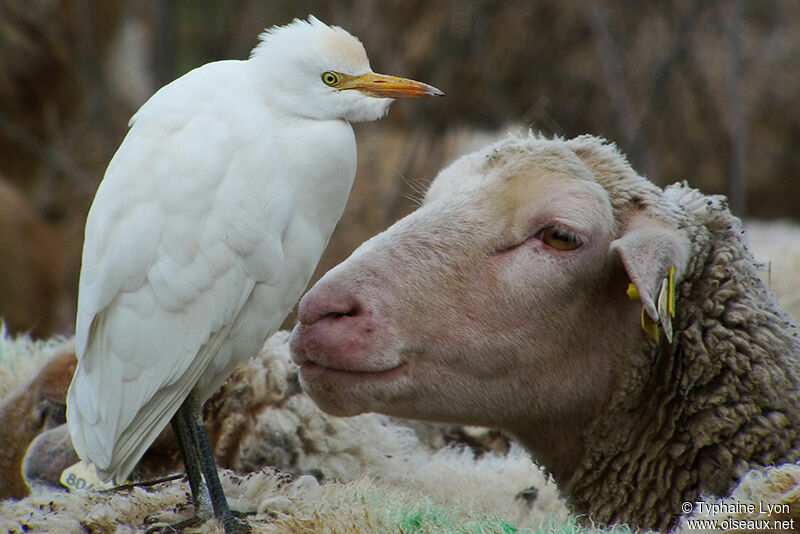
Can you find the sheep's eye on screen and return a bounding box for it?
[321,71,341,87]
[540,227,582,250]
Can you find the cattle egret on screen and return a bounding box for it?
[66,15,442,533]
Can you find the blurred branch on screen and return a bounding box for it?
[645,0,704,139]
[0,109,94,194]
[725,0,747,216]
[585,3,656,179]
[652,3,702,93]
[154,0,177,86]
[72,0,113,139]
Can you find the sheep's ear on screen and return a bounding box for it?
[610,213,690,340]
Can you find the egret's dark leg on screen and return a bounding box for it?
[171,405,211,519]
[178,388,250,534]
[145,401,210,533]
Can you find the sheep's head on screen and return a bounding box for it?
[290,133,691,480]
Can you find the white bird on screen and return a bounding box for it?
[66,15,442,533]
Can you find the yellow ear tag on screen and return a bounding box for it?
[60,460,115,491]
[667,265,676,318]
[657,278,673,343]
[629,283,656,339]
[626,283,641,302]
[641,306,659,341]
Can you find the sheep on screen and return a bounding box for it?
[290,132,800,532]
[0,329,75,498]
[0,345,75,500]
[1,330,566,531]
[0,177,65,337]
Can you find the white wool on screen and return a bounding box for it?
[677,462,800,533]
[2,466,596,533]
[0,324,71,398]
[744,219,800,324]
[0,449,567,533]
[396,443,568,524]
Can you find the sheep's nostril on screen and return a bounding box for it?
[322,302,361,320]
[298,288,367,325]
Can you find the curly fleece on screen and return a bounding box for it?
[559,136,800,531]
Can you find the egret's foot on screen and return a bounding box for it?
[144,514,202,533]
[144,512,250,533]
[221,511,252,533]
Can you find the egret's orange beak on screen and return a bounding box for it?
[340,72,444,98]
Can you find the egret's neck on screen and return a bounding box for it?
[289,117,356,226]
[269,115,357,274]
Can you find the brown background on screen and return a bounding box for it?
[0,0,797,337]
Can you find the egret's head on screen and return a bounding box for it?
[251,15,443,122]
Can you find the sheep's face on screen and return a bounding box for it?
[290,141,647,444]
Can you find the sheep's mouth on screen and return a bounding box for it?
[297,360,409,383]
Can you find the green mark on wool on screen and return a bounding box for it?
[398,505,449,532]
[498,519,519,533]
[401,510,425,531]
[397,503,518,533]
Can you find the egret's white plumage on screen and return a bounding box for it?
[66,15,441,487]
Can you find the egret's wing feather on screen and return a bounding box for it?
[107,280,261,480]
[67,61,292,481]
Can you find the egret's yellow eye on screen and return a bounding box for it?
[321,71,341,87]
[540,227,582,250]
